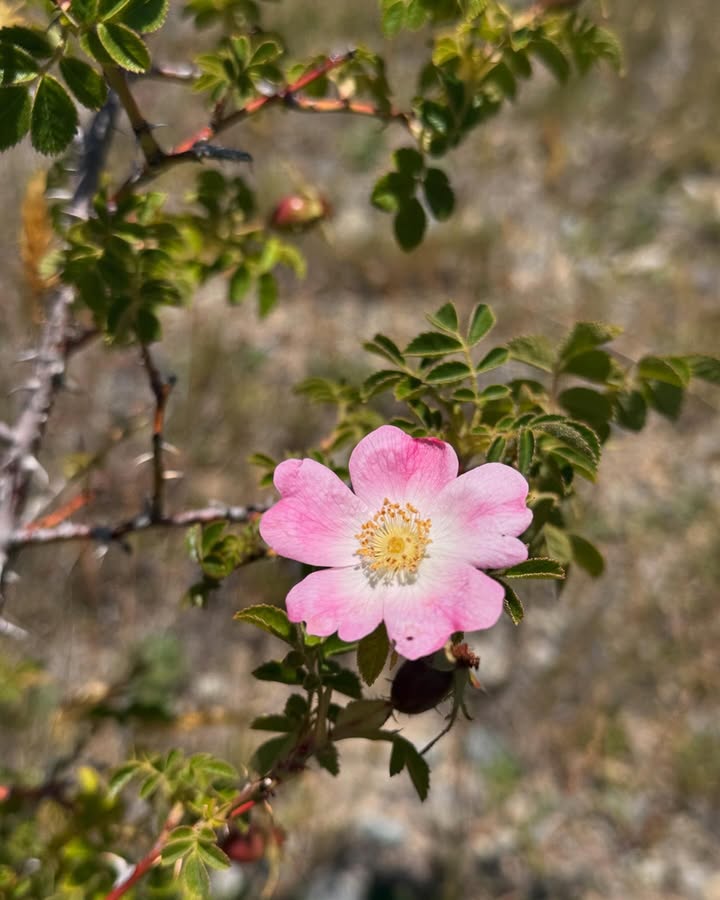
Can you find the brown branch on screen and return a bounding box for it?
[104,777,275,900]
[102,65,164,166]
[9,503,268,549]
[139,345,174,520]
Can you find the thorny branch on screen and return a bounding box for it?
[139,344,175,521]
[104,777,276,900]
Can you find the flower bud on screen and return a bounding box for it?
[390,657,454,715]
[269,193,331,232]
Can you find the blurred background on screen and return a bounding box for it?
[1,1,719,897]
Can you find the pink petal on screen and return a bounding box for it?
[349,425,458,510]
[382,558,505,660]
[430,463,532,569]
[259,458,370,567]
[285,567,385,642]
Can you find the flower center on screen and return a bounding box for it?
[355,498,432,583]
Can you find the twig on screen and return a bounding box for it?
[139,345,175,520]
[9,503,268,549]
[104,777,275,900]
[102,65,164,167]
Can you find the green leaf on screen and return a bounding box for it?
[381,0,406,37]
[188,754,237,779]
[323,666,362,699]
[196,842,231,871]
[182,852,210,898]
[536,420,600,464]
[507,335,556,372]
[79,28,116,66]
[161,838,195,866]
[252,660,303,685]
[59,56,108,109]
[476,346,509,373]
[371,171,414,212]
[427,302,459,334]
[614,389,647,431]
[637,355,691,388]
[363,369,404,397]
[31,75,78,155]
[558,387,612,432]
[467,303,495,346]
[486,435,506,462]
[569,533,605,577]
[404,331,463,357]
[0,42,39,85]
[390,737,430,801]
[332,699,392,740]
[315,742,340,776]
[96,22,150,72]
[518,428,534,475]
[685,354,720,384]
[503,558,565,580]
[122,0,169,32]
[559,321,623,362]
[257,272,277,316]
[235,604,294,643]
[250,38,282,66]
[251,714,294,732]
[357,622,390,686]
[530,37,570,82]
[0,85,30,150]
[502,582,524,625]
[425,360,473,384]
[99,0,133,19]
[423,167,454,221]
[644,380,684,421]
[393,146,424,176]
[543,523,573,564]
[0,26,53,58]
[560,349,616,383]
[251,733,296,774]
[108,761,141,797]
[364,333,405,366]
[394,198,426,251]
[228,263,251,304]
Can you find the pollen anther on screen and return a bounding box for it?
[355,498,432,583]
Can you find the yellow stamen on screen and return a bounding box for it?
[355,498,432,583]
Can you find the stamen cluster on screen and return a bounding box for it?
[356,498,432,582]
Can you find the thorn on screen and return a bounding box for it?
[3,570,20,584]
[134,452,153,466]
[162,470,183,480]
[0,617,29,640]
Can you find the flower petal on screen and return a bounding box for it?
[285,566,385,642]
[260,458,370,567]
[382,558,505,660]
[430,463,532,569]
[349,425,458,510]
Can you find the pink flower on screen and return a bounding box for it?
[260,425,532,661]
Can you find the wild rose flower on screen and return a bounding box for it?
[260,425,532,661]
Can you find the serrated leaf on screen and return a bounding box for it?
[507,335,556,372]
[518,428,534,474]
[59,56,108,109]
[357,622,390,686]
[685,354,720,384]
[235,604,294,642]
[31,75,78,155]
[251,660,304,685]
[394,198,426,251]
[333,699,392,740]
[570,533,605,577]
[404,331,463,357]
[122,0,169,32]
[189,755,237,779]
[467,303,495,345]
[196,842,231,871]
[425,360,473,384]
[323,666,362,699]
[363,369,404,397]
[390,737,429,801]
[476,346,509,373]
[558,387,612,431]
[423,167,454,221]
[251,733,295,774]
[0,85,30,150]
[486,435,506,462]
[97,22,150,72]
[426,302,459,334]
[502,583,524,625]
[182,853,210,898]
[530,36,570,81]
[0,42,39,85]
[108,761,141,797]
[364,333,404,366]
[161,836,195,865]
[0,26,53,58]
[559,321,623,362]
[503,558,565,580]
[536,420,599,464]
[560,349,616,383]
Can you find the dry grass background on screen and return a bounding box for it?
[1,1,719,898]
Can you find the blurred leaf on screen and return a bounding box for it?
[559,321,623,361]
[685,354,720,384]
[357,622,390,686]
[615,389,647,431]
[530,36,570,81]
[637,355,691,388]
[371,171,414,212]
[31,75,78,155]
[182,852,210,898]
[486,435,506,462]
[315,742,340,775]
[364,333,405,366]
[569,533,605,577]
[257,272,277,316]
[558,387,612,432]
[389,736,429,801]
[423,167,454,220]
[394,146,424,176]
[251,733,296,773]
[333,699,392,740]
[476,346,509,373]
[394,198,427,251]
[518,428,534,475]
[507,335,556,372]
[543,523,573,564]
[196,842,231,871]
[228,263,251,304]
[251,714,294,732]
[644,380,684,421]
